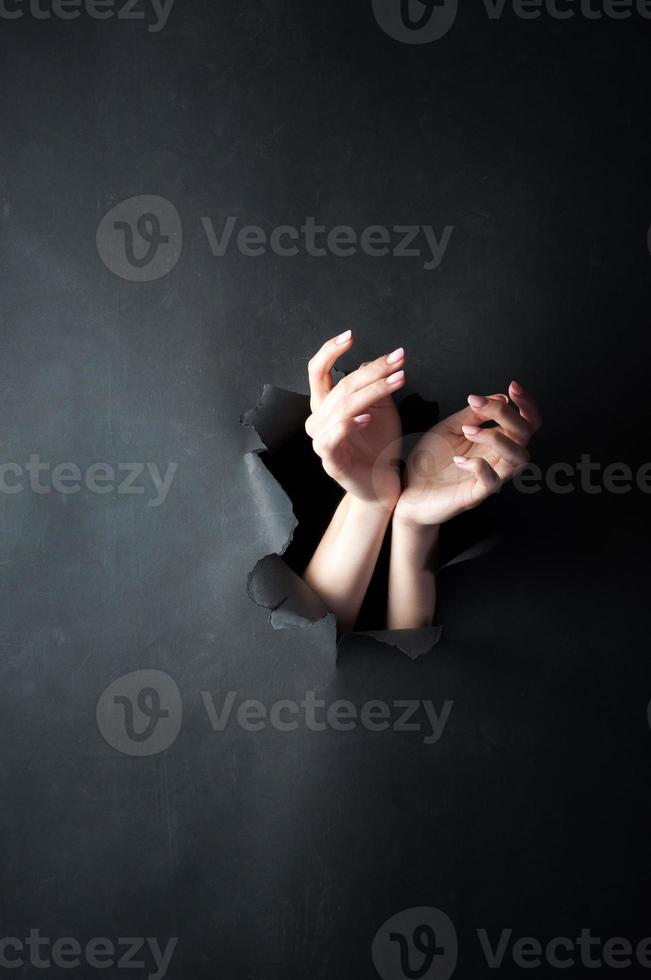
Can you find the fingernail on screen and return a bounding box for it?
[335,329,352,346]
[386,370,405,385]
[510,380,524,395]
[453,456,468,465]
[354,414,371,425]
[462,425,481,436]
[386,347,405,365]
[468,394,487,409]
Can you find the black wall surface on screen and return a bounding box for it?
[1,1,650,978]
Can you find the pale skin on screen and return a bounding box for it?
[302,331,542,631]
[388,386,542,628]
[302,329,406,631]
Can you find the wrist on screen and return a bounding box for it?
[392,509,439,534]
[391,513,440,562]
[345,492,397,522]
[387,513,439,632]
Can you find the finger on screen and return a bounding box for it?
[307,330,354,411]
[336,368,406,419]
[508,381,543,433]
[326,346,405,409]
[467,394,531,445]
[444,393,509,432]
[453,455,501,496]
[305,409,370,439]
[461,425,530,467]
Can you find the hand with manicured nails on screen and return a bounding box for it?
[304,330,406,511]
[387,382,542,630]
[394,382,543,528]
[301,335,541,632]
[301,331,407,630]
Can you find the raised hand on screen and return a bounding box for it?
[305,330,406,511]
[394,381,542,527]
[301,331,406,630]
[388,382,542,630]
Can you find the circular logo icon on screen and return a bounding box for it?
[96,195,182,282]
[96,669,182,756]
[371,429,463,509]
[372,0,458,43]
[372,907,458,980]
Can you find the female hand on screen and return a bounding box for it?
[304,330,406,511]
[394,381,542,528]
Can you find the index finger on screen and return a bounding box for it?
[324,346,405,412]
[307,330,353,411]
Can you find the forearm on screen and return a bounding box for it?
[303,492,394,632]
[387,518,440,630]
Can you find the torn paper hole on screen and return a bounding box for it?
[242,384,496,661]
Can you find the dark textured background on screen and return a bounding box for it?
[1,1,650,977]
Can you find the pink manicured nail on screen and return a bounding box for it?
[468,394,487,409]
[510,380,524,395]
[386,370,405,385]
[386,347,404,365]
[462,425,481,436]
[453,456,468,465]
[354,414,372,425]
[335,329,352,345]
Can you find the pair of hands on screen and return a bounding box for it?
[305,330,542,528]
